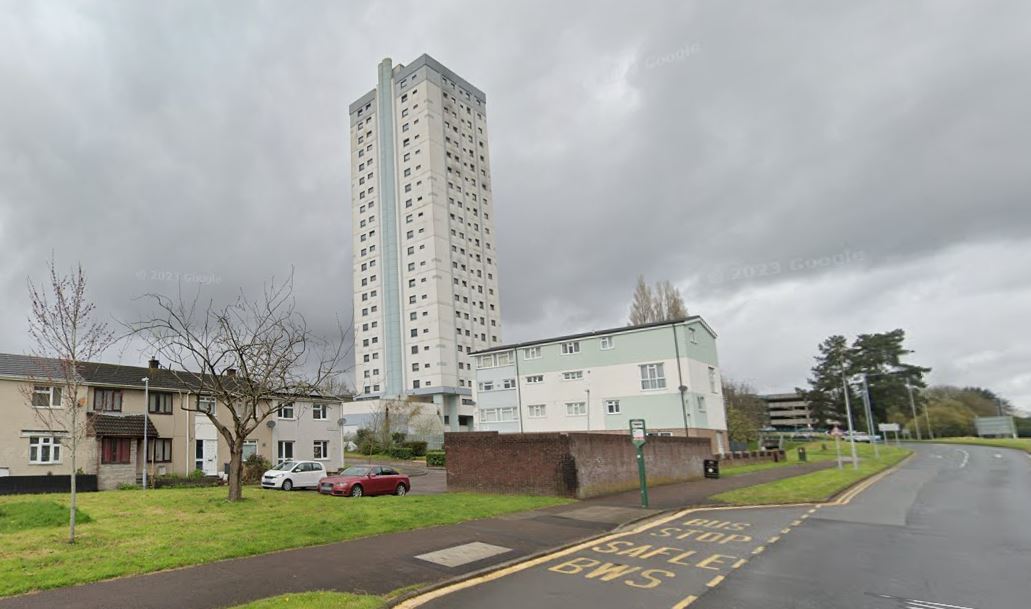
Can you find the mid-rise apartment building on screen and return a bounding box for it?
[0,353,347,489]
[349,54,501,430]
[471,318,728,453]
[760,392,815,430]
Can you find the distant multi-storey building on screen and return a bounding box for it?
[760,392,815,430]
[349,54,501,430]
[471,318,729,453]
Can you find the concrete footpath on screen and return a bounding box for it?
[0,461,834,609]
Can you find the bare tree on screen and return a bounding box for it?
[629,276,688,325]
[629,275,655,325]
[24,257,116,543]
[132,274,349,501]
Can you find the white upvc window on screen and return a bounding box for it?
[605,399,621,414]
[561,370,584,381]
[198,396,216,415]
[523,346,541,360]
[477,355,495,369]
[28,436,61,464]
[478,381,494,392]
[31,385,62,408]
[312,403,327,420]
[480,408,500,423]
[528,404,546,418]
[313,440,329,460]
[495,351,513,366]
[708,367,718,393]
[278,402,295,419]
[561,341,580,355]
[525,374,543,384]
[565,402,587,416]
[600,336,614,350]
[277,441,294,462]
[640,363,667,390]
[498,407,518,422]
[502,378,516,389]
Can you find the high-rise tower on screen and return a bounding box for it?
[349,55,502,430]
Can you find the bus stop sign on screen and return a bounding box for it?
[630,419,647,448]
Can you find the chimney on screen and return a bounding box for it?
[226,368,237,377]
[148,357,160,371]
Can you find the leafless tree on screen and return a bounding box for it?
[24,256,116,543]
[131,273,350,501]
[628,276,688,325]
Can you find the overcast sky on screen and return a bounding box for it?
[1,1,1028,409]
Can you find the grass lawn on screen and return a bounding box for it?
[0,488,568,598]
[226,584,424,609]
[228,592,385,609]
[0,500,92,534]
[928,437,1031,453]
[712,443,911,505]
[720,439,856,477]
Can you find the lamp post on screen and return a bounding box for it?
[855,374,880,459]
[141,377,150,490]
[840,370,860,470]
[905,381,922,441]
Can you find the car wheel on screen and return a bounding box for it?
[282,479,293,491]
[349,484,363,497]
[395,483,408,496]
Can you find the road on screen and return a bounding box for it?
[401,443,1031,609]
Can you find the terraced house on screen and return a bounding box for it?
[0,353,347,490]
[471,317,728,453]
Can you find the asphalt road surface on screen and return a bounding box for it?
[402,443,1031,609]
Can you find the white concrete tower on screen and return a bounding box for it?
[349,54,502,430]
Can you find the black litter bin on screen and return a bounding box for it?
[797,447,807,463]
[704,459,719,479]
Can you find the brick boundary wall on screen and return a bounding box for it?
[445,431,712,499]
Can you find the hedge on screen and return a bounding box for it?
[426,451,446,467]
[401,441,428,457]
[387,447,413,460]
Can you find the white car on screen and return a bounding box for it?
[260,460,326,491]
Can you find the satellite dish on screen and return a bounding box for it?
[337,417,347,426]
[266,420,276,429]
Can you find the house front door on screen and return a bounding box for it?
[194,439,218,475]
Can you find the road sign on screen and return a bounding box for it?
[878,423,900,433]
[974,416,1017,438]
[630,419,647,447]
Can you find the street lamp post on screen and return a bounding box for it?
[905,381,922,441]
[840,371,860,470]
[857,374,880,459]
[141,377,150,490]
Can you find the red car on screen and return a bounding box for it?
[318,465,410,497]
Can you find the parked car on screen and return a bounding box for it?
[843,433,882,443]
[260,460,327,490]
[318,465,410,497]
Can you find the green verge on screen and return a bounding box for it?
[0,488,568,598]
[0,500,92,533]
[227,592,385,609]
[720,440,857,477]
[712,443,911,505]
[927,437,1031,453]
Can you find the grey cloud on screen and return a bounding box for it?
[1,0,1029,406]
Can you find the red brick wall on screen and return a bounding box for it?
[445,432,713,498]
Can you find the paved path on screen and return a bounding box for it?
[0,462,823,609]
[400,444,1031,609]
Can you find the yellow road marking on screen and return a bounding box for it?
[732,558,747,569]
[707,575,725,587]
[791,519,802,525]
[671,595,698,609]
[808,508,817,514]
[751,545,765,555]
[767,535,781,543]
[780,528,791,534]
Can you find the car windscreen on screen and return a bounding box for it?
[339,466,371,476]
[272,461,296,471]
